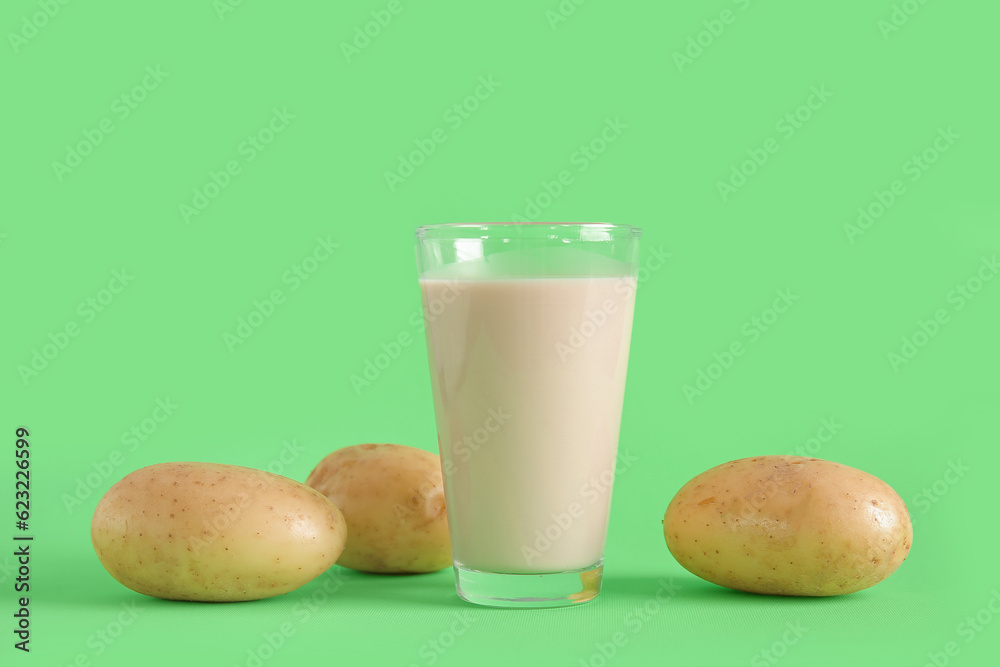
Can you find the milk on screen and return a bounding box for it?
[420,276,636,573]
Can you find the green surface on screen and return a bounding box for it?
[2,1,998,665]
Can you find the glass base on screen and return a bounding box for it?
[454,561,603,608]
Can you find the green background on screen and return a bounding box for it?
[3,1,998,665]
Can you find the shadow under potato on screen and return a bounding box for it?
[601,573,866,605]
[310,569,872,610]
[79,567,870,610]
[291,566,466,610]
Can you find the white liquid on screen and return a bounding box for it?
[420,276,636,573]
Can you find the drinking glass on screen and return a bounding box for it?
[415,223,641,608]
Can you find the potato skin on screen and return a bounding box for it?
[306,444,451,573]
[92,462,347,601]
[663,456,912,596]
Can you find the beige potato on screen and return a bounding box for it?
[306,444,451,573]
[663,456,912,596]
[92,462,347,601]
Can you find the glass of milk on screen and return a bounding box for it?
[415,223,640,608]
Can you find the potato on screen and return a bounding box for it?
[306,444,451,573]
[663,456,912,596]
[92,462,347,601]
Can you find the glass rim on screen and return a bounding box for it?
[415,222,642,240]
